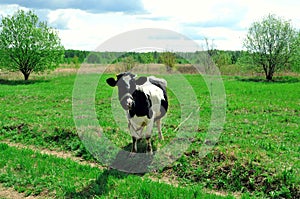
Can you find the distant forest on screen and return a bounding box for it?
[63,49,300,73]
[63,49,245,66]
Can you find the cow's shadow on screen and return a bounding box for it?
[65,140,157,198]
[110,139,157,173]
[0,78,50,85]
[235,76,300,83]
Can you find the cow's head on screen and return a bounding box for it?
[106,72,147,110]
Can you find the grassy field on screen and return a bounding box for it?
[0,70,299,198]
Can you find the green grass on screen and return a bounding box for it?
[0,143,100,197]
[173,75,300,198]
[0,143,233,198]
[0,72,299,198]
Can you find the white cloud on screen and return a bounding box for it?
[0,4,27,16]
[1,0,300,50]
[52,11,131,50]
[141,0,300,50]
[239,0,300,29]
[0,0,145,13]
[46,8,183,50]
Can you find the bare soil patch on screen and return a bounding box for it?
[1,140,104,170]
[0,184,39,199]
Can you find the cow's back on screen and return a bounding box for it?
[137,78,168,120]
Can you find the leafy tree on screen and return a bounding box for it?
[204,37,217,57]
[121,55,136,71]
[0,10,64,80]
[289,32,300,72]
[243,14,298,80]
[86,53,99,64]
[72,56,80,68]
[213,51,232,68]
[160,51,176,72]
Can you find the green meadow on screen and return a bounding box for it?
[0,71,299,198]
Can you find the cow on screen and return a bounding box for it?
[106,72,168,155]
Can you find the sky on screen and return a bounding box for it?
[0,0,300,51]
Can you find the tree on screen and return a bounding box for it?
[121,55,136,71]
[243,14,298,81]
[204,37,217,57]
[0,10,64,80]
[214,51,232,68]
[86,53,99,64]
[289,32,300,72]
[160,51,176,72]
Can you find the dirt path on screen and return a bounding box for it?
[1,140,104,170]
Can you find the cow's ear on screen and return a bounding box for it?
[136,76,147,85]
[130,73,137,78]
[106,78,117,87]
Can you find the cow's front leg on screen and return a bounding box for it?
[145,118,154,155]
[129,122,144,156]
[146,136,153,155]
[131,136,137,155]
[129,122,137,156]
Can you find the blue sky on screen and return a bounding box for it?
[0,0,300,51]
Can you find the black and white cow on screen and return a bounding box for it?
[106,72,168,155]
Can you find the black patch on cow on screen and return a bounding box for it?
[136,76,148,85]
[160,99,168,118]
[106,77,117,87]
[129,90,153,119]
[153,99,168,121]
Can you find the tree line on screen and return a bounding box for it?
[0,10,299,80]
[64,49,245,65]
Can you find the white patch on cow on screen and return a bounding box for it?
[122,75,132,89]
[126,97,134,109]
[149,76,167,87]
[128,115,151,139]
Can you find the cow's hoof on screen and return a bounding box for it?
[146,150,153,156]
[129,152,136,157]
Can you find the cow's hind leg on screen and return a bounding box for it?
[145,118,154,155]
[156,119,164,140]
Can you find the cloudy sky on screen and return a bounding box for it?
[0,0,300,51]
